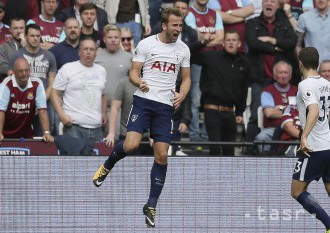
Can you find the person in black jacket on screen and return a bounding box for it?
[244,0,298,154]
[191,29,249,156]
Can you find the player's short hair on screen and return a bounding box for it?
[273,60,292,75]
[103,24,121,36]
[79,2,97,15]
[160,7,183,25]
[298,47,319,70]
[25,23,41,35]
[9,17,25,27]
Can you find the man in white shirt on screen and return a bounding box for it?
[93,7,191,228]
[51,37,107,154]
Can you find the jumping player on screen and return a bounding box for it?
[291,47,330,233]
[93,8,191,228]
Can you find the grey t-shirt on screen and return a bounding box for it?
[113,78,137,136]
[94,48,132,107]
[9,47,57,89]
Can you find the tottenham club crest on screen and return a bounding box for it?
[131,114,138,122]
[174,52,180,61]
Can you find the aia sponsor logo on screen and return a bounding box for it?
[151,61,176,73]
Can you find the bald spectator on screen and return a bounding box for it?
[320,60,330,81]
[28,0,65,50]
[0,17,26,80]
[0,58,54,142]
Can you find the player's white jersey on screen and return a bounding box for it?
[132,34,190,106]
[297,76,330,151]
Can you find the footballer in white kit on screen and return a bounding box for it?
[133,34,190,106]
[126,33,190,141]
[291,47,330,233]
[93,8,191,229]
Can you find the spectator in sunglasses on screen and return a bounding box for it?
[120,27,134,53]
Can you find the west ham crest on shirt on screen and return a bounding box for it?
[27,92,34,100]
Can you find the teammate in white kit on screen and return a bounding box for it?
[291,47,330,233]
[93,8,191,228]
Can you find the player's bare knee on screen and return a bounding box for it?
[154,153,167,164]
[123,140,139,153]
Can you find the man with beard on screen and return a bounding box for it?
[49,17,80,70]
[0,17,26,81]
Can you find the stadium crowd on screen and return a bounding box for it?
[0,0,330,156]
